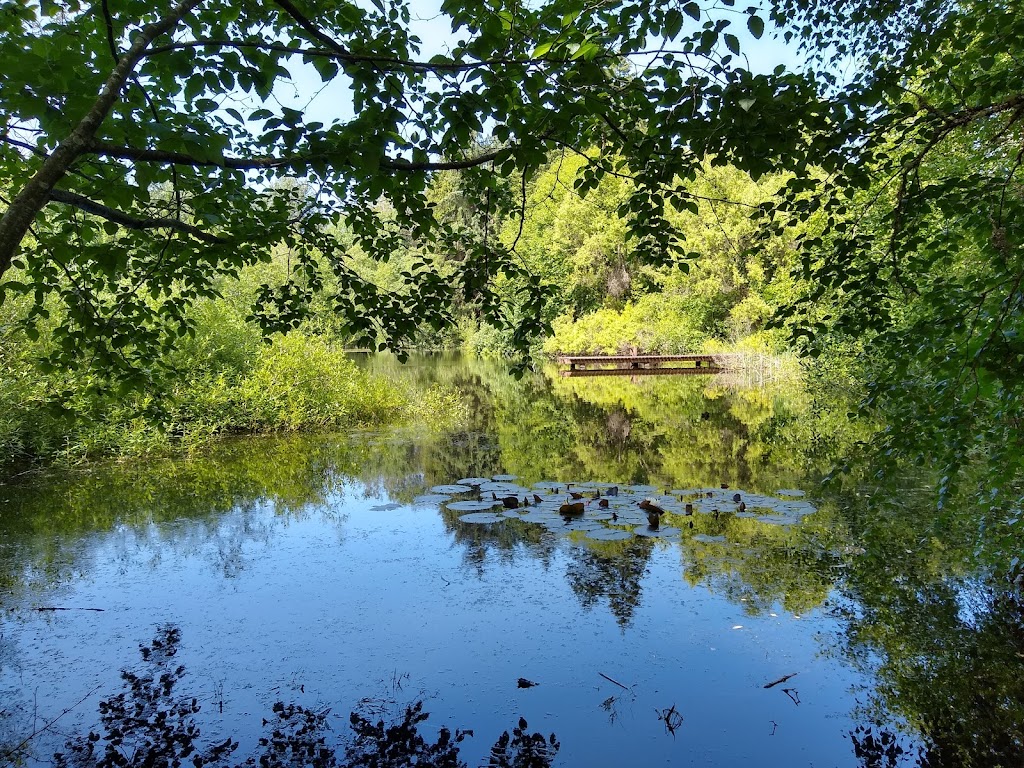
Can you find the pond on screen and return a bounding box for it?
[1,354,1021,767]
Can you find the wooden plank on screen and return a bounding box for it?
[556,354,732,365]
[559,366,724,377]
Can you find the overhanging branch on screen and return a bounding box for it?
[87,139,504,172]
[0,0,206,280]
[145,38,496,73]
[48,189,227,243]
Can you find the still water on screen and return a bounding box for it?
[0,355,1021,766]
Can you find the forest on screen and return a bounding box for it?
[0,1,1021,519]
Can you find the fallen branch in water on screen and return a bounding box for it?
[656,703,684,736]
[763,672,797,689]
[599,672,631,691]
[0,683,102,763]
[36,606,105,612]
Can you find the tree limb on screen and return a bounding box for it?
[0,0,205,281]
[143,37,713,73]
[48,189,226,243]
[87,139,504,172]
[271,0,386,67]
[144,38,500,73]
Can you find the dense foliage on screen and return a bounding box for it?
[0,265,463,463]
[0,0,815,372]
[515,159,804,355]
[0,0,1021,509]
[769,0,1024,509]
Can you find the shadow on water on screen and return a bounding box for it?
[1,354,1023,766]
[7,626,557,768]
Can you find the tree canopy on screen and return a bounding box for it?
[0,0,851,370]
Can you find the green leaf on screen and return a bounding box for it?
[724,33,740,55]
[570,41,599,60]
[532,41,553,57]
[747,14,764,39]
[183,76,204,102]
[664,9,683,39]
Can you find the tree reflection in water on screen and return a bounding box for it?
[838,489,1024,768]
[438,508,559,577]
[42,626,558,768]
[5,354,1024,767]
[565,536,654,629]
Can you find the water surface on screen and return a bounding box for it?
[1,355,1020,766]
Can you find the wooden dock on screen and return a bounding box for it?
[555,354,740,377]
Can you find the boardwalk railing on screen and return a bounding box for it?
[554,354,743,377]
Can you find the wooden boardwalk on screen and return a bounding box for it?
[555,354,740,377]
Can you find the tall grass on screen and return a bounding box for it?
[0,289,464,467]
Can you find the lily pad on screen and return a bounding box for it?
[431,484,474,494]
[370,502,402,511]
[634,525,681,538]
[480,482,531,495]
[413,494,451,504]
[623,484,659,494]
[692,534,727,543]
[446,500,502,511]
[561,520,606,532]
[775,489,806,497]
[458,512,507,524]
[492,474,519,481]
[516,514,565,528]
[612,513,648,525]
[456,477,491,486]
[584,528,634,542]
[529,494,565,504]
[786,501,817,514]
[757,515,788,525]
[532,481,565,492]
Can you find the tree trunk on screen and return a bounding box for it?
[0,0,205,281]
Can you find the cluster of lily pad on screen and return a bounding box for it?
[411,476,816,543]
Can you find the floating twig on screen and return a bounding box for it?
[769,720,778,736]
[36,606,105,612]
[1,683,102,761]
[656,703,684,736]
[763,672,798,689]
[599,672,631,691]
[782,688,801,706]
[600,695,620,725]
